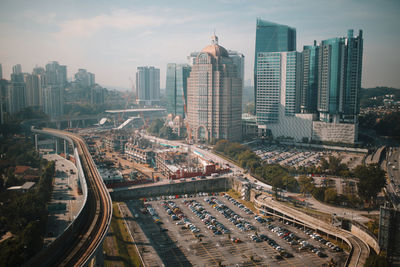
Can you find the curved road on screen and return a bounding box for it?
[32,128,112,266]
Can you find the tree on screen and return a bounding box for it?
[354,164,386,204]
[147,119,164,135]
[298,175,314,195]
[324,188,338,204]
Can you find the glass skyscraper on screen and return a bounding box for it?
[166,63,191,117]
[301,41,319,113]
[317,30,363,123]
[254,19,296,107]
[256,51,300,125]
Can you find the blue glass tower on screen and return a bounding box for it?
[166,63,191,118]
[254,19,296,108]
[301,41,319,113]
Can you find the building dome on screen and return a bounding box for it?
[201,35,229,58]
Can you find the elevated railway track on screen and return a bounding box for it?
[28,127,112,266]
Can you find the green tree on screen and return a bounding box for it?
[324,188,338,204]
[298,175,314,195]
[354,164,386,204]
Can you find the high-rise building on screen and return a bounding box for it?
[166,63,191,117]
[91,85,105,105]
[45,61,67,86]
[0,79,9,124]
[43,85,64,118]
[317,30,363,123]
[187,35,242,142]
[254,19,296,107]
[0,63,3,80]
[7,73,26,114]
[25,73,41,107]
[12,64,22,75]
[300,41,319,113]
[228,51,245,88]
[32,67,46,107]
[74,69,95,88]
[136,66,160,106]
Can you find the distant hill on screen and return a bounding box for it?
[360,87,400,107]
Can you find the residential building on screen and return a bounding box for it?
[45,61,67,86]
[91,85,105,105]
[43,85,63,118]
[74,68,95,88]
[166,63,191,117]
[25,73,41,107]
[136,66,160,106]
[254,19,296,107]
[7,73,26,114]
[187,35,242,142]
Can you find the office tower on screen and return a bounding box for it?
[300,41,319,113]
[187,35,242,142]
[256,51,314,141]
[45,61,67,86]
[187,52,199,66]
[12,64,22,74]
[75,69,95,87]
[166,63,191,117]
[7,73,26,114]
[228,51,245,88]
[0,63,3,80]
[317,30,363,123]
[25,73,41,107]
[136,66,160,106]
[43,85,64,118]
[254,19,296,107]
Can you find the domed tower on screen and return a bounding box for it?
[187,35,242,142]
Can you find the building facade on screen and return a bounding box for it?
[187,35,242,142]
[7,73,26,114]
[136,66,160,106]
[166,63,191,117]
[300,42,319,113]
[254,19,296,107]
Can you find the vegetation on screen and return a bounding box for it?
[364,251,388,267]
[214,140,298,192]
[104,203,143,267]
[0,137,54,266]
[64,103,107,116]
[320,156,351,177]
[360,87,400,108]
[354,164,386,205]
[147,119,178,140]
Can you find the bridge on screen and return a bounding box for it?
[28,127,112,266]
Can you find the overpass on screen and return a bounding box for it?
[28,127,112,266]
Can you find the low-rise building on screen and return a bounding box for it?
[124,142,154,165]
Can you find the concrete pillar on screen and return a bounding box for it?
[35,134,38,151]
[64,140,69,158]
[55,138,59,154]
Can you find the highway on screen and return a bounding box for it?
[30,127,112,266]
[385,147,400,210]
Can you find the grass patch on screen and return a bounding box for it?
[226,189,257,212]
[104,203,143,267]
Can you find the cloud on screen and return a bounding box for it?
[54,9,195,39]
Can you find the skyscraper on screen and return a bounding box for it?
[300,41,319,113]
[43,85,63,118]
[12,64,22,75]
[187,35,242,142]
[228,51,245,88]
[256,51,315,141]
[0,63,3,80]
[317,30,363,123]
[166,63,191,117]
[45,61,67,86]
[7,73,26,114]
[74,69,95,87]
[136,66,160,106]
[25,73,41,107]
[254,19,296,107]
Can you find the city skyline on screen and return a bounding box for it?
[0,0,399,90]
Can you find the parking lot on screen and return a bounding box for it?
[122,193,347,266]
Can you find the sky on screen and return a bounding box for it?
[0,0,399,90]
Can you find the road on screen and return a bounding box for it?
[385,147,400,210]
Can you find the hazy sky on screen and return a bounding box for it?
[1,0,399,90]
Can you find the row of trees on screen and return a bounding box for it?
[214,140,298,192]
